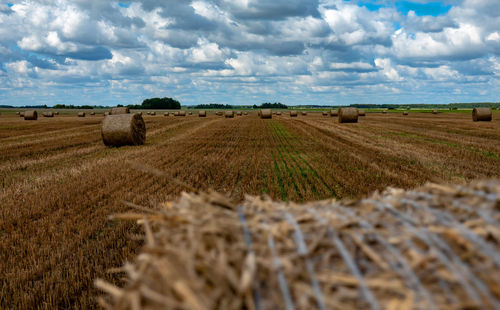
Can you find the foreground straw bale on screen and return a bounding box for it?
[24,110,37,120]
[473,108,492,122]
[101,114,146,147]
[338,107,358,123]
[199,110,207,117]
[97,179,500,310]
[260,109,272,119]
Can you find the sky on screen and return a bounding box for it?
[0,0,499,107]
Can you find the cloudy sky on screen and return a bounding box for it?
[1,0,499,106]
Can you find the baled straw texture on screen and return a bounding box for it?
[199,110,207,117]
[104,112,110,116]
[338,107,358,123]
[225,111,234,118]
[19,112,24,117]
[277,111,281,115]
[189,111,193,115]
[217,111,223,116]
[260,109,272,119]
[290,110,298,117]
[78,112,86,117]
[179,111,186,117]
[244,111,248,115]
[90,112,96,115]
[42,112,54,117]
[237,111,242,116]
[101,113,146,147]
[473,108,492,122]
[150,112,156,116]
[358,110,366,116]
[24,110,37,120]
[111,107,130,115]
[174,111,179,116]
[330,109,338,116]
[302,111,307,116]
[322,111,328,116]
[164,112,169,117]
[97,179,500,310]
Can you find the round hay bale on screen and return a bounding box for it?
[16,111,20,115]
[301,111,307,116]
[137,112,142,116]
[432,110,438,114]
[338,108,358,123]
[90,112,96,116]
[101,113,146,147]
[382,110,387,114]
[78,112,85,117]
[260,109,272,119]
[403,111,409,115]
[330,109,338,117]
[173,111,179,116]
[111,107,129,115]
[225,111,234,118]
[322,111,328,116]
[179,111,186,116]
[277,111,281,115]
[150,111,156,116]
[54,111,59,115]
[19,112,25,117]
[472,108,492,122]
[216,111,223,116]
[164,112,169,117]
[188,111,193,115]
[290,110,298,117]
[24,110,37,120]
[199,110,207,117]
[104,112,110,116]
[237,111,242,116]
[358,110,366,116]
[258,110,261,117]
[243,111,248,115]
[146,111,151,115]
[42,112,54,117]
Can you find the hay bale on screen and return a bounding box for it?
[224,111,234,118]
[19,112,25,117]
[276,111,281,115]
[403,111,409,115]
[173,111,179,116]
[78,112,85,117]
[42,112,54,117]
[179,111,186,117]
[358,110,366,116]
[150,112,156,116]
[216,111,223,116]
[24,110,37,120]
[432,110,438,114]
[98,178,500,310]
[322,111,328,116]
[330,109,338,116]
[290,110,298,117]
[301,111,307,116]
[54,111,59,115]
[16,111,20,115]
[338,107,358,123]
[137,112,142,116]
[260,109,272,119]
[111,107,129,115]
[237,111,242,116]
[101,113,146,147]
[90,112,96,116]
[472,108,492,122]
[199,110,207,117]
[382,110,387,114]
[188,111,193,115]
[164,112,169,117]
[104,112,110,116]
[243,111,248,115]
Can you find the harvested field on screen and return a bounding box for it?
[0,111,499,308]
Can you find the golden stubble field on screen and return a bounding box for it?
[0,111,499,308]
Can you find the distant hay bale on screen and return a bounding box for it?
[472,108,492,122]
[432,110,438,114]
[330,109,338,116]
[78,112,86,117]
[338,107,358,123]
[24,110,37,120]
[224,111,234,118]
[199,110,207,117]
[237,111,242,116]
[358,110,366,116]
[260,109,272,119]
[16,111,20,115]
[42,112,54,117]
[382,110,387,114]
[146,112,151,115]
[322,111,328,116]
[54,111,59,115]
[290,110,298,117]
[90,112,96,116]
[111,107,129,115]
[216,111,223,116]
[150,112,156,116]
[164,112,169,117]
[179,111,186,116]
[104,112,110,116]
[101,113,146,147]
[173,111,179,116]
[301,111,307,116]
[97,178,500,310]
[243,111,248,115]
[19,112,24,117]
[403,111,409,115]
[188,111,193,115]
[276,111,281,115]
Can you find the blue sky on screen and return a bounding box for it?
[1,0,499,107]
